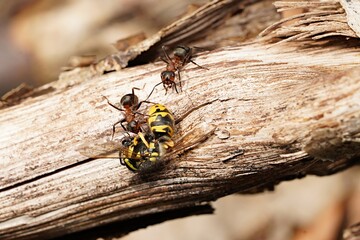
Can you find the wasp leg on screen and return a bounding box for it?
[137,132,151,148]
[160,135,175,147]
[119,151,125,166]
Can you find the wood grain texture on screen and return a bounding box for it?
[260,0,359,41]
[1,41,360,239]
[340,0,360,37]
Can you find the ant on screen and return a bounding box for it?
[103,87,152,139]
[160,45,208,93]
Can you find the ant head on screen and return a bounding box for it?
[161,71,175,82]
[174,45,190,58]
[121,93,139,108]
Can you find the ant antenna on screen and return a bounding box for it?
[131,87,141,104]
[102,95,124,112]
[145,82,163,102]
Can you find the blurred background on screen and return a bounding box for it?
[1,1,359,239]
[0,0,208,95]
[122,168,360,240]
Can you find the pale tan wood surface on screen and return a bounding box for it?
[1,42,360,239]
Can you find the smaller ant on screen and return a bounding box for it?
[160,45,208,93]
[104,87,152,139]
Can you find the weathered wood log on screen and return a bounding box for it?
[95,0,254,72]
[1,41,360,239]
[260,0,360,41]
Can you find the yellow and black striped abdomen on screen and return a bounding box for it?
[147,104,175,139]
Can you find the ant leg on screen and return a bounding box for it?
[162,45,176,70]
[160,56,169,64]
[111,119,126,140]
[177,70,182,92]
[162,45,172,62]
[119,120,127,132]
[190,59,209,70]
[183,51,192,66]
[119,151,125,166]
[103,95,124,112]
[119,158,125,166]
[173,82,179,93]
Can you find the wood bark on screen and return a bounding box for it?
[1,0,360,239]
[260,0,360,41]
[1,41,360,239]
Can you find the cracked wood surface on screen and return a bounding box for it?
[1,42,360,239]
[260,0,360,42]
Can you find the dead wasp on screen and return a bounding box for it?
[119,103,176,171]
[121,103,176,171]
[79,101,215,172]
[160,45,208,93]
[78,132,157,172]
[79,122,215,172]
[80,103,176,172]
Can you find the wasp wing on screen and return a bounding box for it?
[78,141,131,159]
[165,123,216,158]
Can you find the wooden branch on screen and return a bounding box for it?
[259,0,360,41]
[95,0,253,72]
[1,41,360,239]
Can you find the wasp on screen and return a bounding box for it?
[104,87,153,139]
[119,99,178,171]
[78,132,157,172]
[120,103,176,170]
[160,45,208,93]
[147,103,175,156]
[79,122,215,172]
[80,103,176,172]
[79,101,215,172]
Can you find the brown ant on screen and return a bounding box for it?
[160,45,208,93]
[103,87,152,139]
